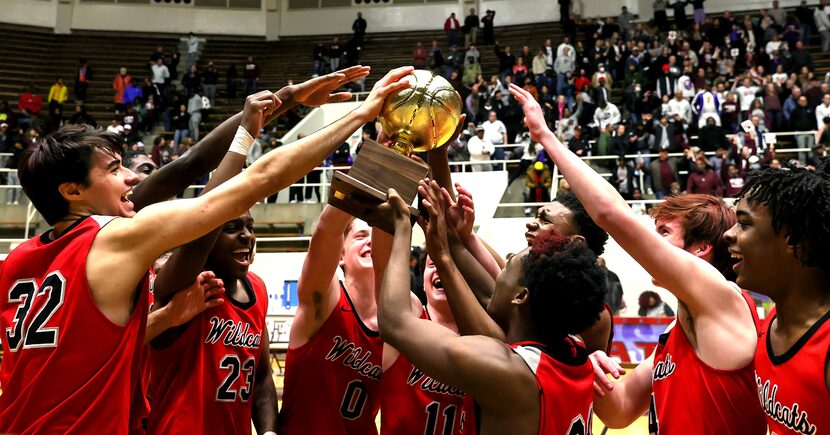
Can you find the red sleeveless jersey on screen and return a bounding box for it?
[146,272,269,434]
[755,308,830,435]
[510,338,595,435]
[0,216,150,434]
[649,290,767,434]
[279,282,383,435]
[381,307,476,435]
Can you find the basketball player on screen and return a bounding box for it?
[376,183,606,435]
[724,164,830,433]
[509,83,766,434]
[147,212,276,434]
[0,66,412,432]
[380,255,474,435]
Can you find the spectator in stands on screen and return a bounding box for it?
[17,86,43,129]
[671,0,689,30]
[816,3,830,52]
[692,84,720,128]
[167,47,181,81]
[172,103,190,147]
[532,49,549,88]
[74,58,92,103]
[691,0,706,25]
[769,0,786,28]
[444,13,461,47]
[722,159,747,198]
[481,10,496,45]
[650,148,680,198]
[47,78,68,132]
[67,105,96,127]
[525,161,552,205]
[668,90,693,126]
[697,117,729,152]
[428,40,444,73]
[513,58,528,83]
[412,42,427,69]
[686,156,723,195]
[611,156,636,200]
[816,116,830,148]
[202,61,219,106]
[182,64,202,97]
[593,99,621,131]
[481,110,508,169]
[243,56,260,96]
[464,8,479,47]
[494,42,515,80]
[313,43,327,76]
[151,58,170,90]
[186,32,202,68]
[149,46,164,70]
[619,7,635,39]
[0,101,16,130]
[352,12,367,45]
[112,68,131,113]
[554,47,575,96]
[106,117,124,136]
[5,139,24,205]
[467,126,494,171]
[806,142,827,169]
[187,88,203,142]
[654,0,669,31]
[463,44,482,85]
[790,40,813,72]
[329,37,343,72]
[816,93,830,127]
[789,95,816,151]
[638,291,675,317]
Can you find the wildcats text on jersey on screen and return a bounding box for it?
[205,316,262,349]
[756,374,817,435]
[652,354,676,381]
[406,367,465,398]
[325,335,382,381]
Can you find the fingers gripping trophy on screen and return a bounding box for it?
[328,69,462,233]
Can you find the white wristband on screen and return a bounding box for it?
[229,125,255,156]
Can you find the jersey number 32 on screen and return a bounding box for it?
[5,272,66,352]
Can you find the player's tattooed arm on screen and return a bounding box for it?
[377,189,534,416]
[252,335,279,433]
[145,271,225,343]
[418,180,506,340]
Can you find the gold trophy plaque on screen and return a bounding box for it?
[328,70,462,233]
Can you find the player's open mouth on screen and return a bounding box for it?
[730,251,743,271]
[232,248,252,265]
[432,278,443,289]
[359,249,372,259]
[120,190,133,208]
[525,231,535,241]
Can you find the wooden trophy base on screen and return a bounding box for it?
[328,139,429,234]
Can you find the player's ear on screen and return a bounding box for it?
[58,181,84,203]
[569,234,587,246]
[512,287,529,305]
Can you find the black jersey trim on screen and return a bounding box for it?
[40,215,90,244]
[658,330,671,345]
[340,280,380,337]
[518,338,589,366]
[227,276,256,310]
[766,308,830,366]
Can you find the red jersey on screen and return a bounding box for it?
[279,282,383,435]
[146,272,269,434]
[649,290,767,434]
[0,216,150,434]
[381,308,476,435]
[755,308,830,435]
[510,338,595,435]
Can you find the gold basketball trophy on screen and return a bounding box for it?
[328,70,462,233]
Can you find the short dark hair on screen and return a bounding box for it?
[154,135,164,146]
[18,124,124,226]
[556,192,609,256]
[522,231,606,343]
[739,162,830,274]
[650,194,737,280]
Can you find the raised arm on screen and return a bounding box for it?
[376,189,534,414]
[153,91,277,306]
[132,66,370,209]
[87,67,414,326]
[420,180,506,340]
[509,83,756,364]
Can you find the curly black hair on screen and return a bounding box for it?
[739,159,830,274]
[556,192,609,256]
[521,232,607,344]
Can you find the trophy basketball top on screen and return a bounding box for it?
[378,69,463,156]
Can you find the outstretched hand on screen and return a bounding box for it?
[166,271,225,328]
[588,350,626,397]
[355,66,415,123]
[508,83,552,144]
[290,65,372,107]
[444,182,476,240]
[417,179,451,259]
[242,90,282,138]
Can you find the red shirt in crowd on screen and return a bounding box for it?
[18,92,43,114]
